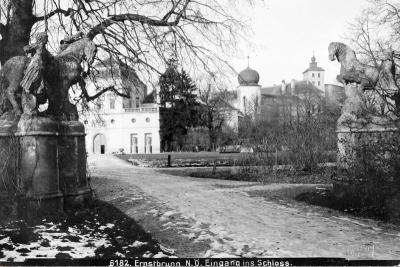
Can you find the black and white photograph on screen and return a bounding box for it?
[0,0,400,266]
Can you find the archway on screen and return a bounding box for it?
[93,134,106,154]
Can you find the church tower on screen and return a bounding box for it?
[237,63,261,116]
[302,54,325,91]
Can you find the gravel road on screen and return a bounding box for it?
[89,154,400,259]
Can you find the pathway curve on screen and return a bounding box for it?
[89,155,400,259]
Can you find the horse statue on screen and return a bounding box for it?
[328,42,382,89]
[0,32,97,120]
[45,35,97,120]
[329,42,400,110]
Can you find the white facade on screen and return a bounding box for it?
[84,103,160,154]
[302,55,325,91]
[303,70,325,90]
[237,85,262,115]
[80,60,161,154]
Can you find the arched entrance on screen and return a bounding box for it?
[93,134,106,154]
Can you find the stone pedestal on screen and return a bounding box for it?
[0,116,91,216]
[17,116,63,212]
[334,84,400,220]
[337,125,400,169]
[0,117,21,217]
[59,120,91,209]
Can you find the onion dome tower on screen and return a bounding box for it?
[238,67,260,86]
[237,57,261,115]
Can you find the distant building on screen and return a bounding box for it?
[237,66,262,115]
[230,55,339,131]
[303,55,325,91]
[81,59,160,154]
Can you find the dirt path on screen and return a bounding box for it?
[89,155,400,259]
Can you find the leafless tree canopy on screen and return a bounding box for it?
[345,0,400,118]
[0,0,253,77]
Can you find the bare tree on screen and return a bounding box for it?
[345,0,400,118]
[0,0,255,106]
[0,1,252,69]
[197,74,238,150]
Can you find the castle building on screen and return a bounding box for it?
[233,55,329,125]
[81,59,160,154]
[302,55,325,91]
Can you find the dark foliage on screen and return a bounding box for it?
[159,61,201,151]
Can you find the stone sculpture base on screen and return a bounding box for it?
[337,125,400,169]
[333,83,400,220]
[0,116,91,217]
[334,124,400,220]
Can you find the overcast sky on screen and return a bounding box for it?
[230,0,371,87]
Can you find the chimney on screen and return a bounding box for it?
[281,80,286,94]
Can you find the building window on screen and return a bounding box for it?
[318,73,320,78]
[145,133,152,154]
[110,119,115,124]
[318,81,321,86]
[122,90,135,109]
[145,117,150,123]
[131,118,136,123]
[135,97,140,108]
[131,134,138,154]
[312,73,315,78]
[312,81,315,85]
[110,98,115,109]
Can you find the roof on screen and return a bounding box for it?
[261,80,323,97]
[290,80,323,95]
[238,67,260,86]
[261,85,281,96]
[93,57,147,94]
[303,66,325,73]
[303,56,325,73]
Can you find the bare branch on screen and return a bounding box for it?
[34,7,74,22]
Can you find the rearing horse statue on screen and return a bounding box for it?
[45,36,97,120]
[329,41,400,110]
[328,42,381,89]
[0,34,97,120]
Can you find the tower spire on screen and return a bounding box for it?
[247,55,250,68]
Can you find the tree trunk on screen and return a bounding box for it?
[0,0,35,64]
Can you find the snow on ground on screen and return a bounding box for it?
[0,213,176,261]
[89,154,400,259]
[1,223,112,261]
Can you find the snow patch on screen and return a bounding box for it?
[153,252,170,258]
[0,237,10,244]
[130,240,148,248]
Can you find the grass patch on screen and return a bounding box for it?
[296,190,400,224]
[162,167,334,184]
[116,151,337,168]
